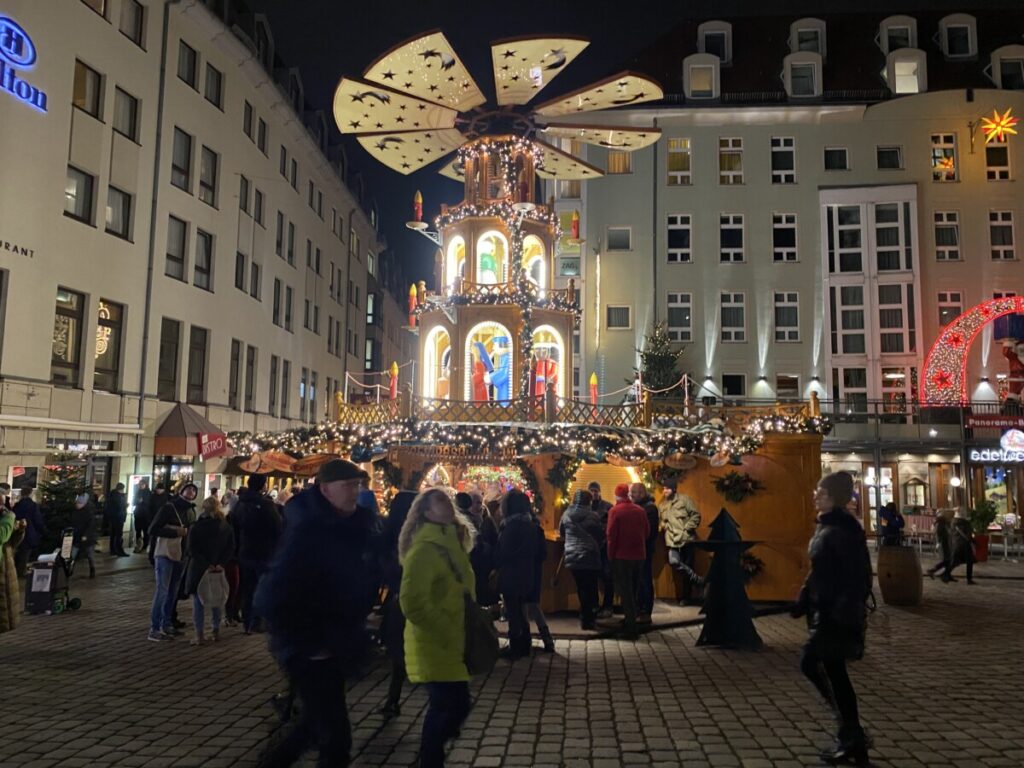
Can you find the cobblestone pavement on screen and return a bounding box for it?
[1,566,1022,768]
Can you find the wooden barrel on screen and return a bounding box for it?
[877,545,923,606]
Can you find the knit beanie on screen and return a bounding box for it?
[614,483,630,501]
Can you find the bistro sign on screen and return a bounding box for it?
[969,429,1024,463]
[0,15,47,112]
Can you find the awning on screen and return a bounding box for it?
[153,403,229,459]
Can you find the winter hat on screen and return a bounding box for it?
[75,493,90,506]
[247,473,268,492]
[614,483,630,501]
[819,471,854,508]
[316,458,369,485]
[454,492,473,511]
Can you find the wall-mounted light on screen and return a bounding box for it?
[928,428,938,437]
[981,376,990,382]
[758,375,767,381]
[811,375,820,381]
[704,374,713,380]
[950,476,962,488]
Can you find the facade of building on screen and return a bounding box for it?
[545,7,1024,527]
[0,0,385,494]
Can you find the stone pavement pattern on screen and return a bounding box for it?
[0,567,1022,767]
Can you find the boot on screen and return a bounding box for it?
[540,626,555,653]
[824,725,870,766]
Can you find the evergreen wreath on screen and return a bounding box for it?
[712,471,764,503]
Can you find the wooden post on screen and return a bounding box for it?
[544,381,557,423]
[403,383,415,420]
[334,391,344,422]
[810,390,821,417]
[641,391,652,427]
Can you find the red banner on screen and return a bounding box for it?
[198,432,228,460]
[966,414,1024,429]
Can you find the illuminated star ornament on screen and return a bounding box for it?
[981,107,1019,144]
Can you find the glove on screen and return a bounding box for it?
[483,373,492,385]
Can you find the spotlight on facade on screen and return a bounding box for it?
[928,428,938,437]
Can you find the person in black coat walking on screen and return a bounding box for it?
[497,490,537,659]
[792,471,873,766]
[71,493,98,579]
[462,492,499,607]
[378,490,416,718]
[105,483,129,557]
[133,479,153,553]
[185,497,235,644]
[13,487,44,577]
[559,489,604,630]
[524,512,554,653]
[235,474,283,634]
[943,509,976,584]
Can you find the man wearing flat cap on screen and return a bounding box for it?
[255,459,379,768]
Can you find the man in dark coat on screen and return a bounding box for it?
[588,481,615,616]
[71,493,98,579]
[943,510,976,584]
[792,471,873,765]
[497,490,537,659]
[559,489,605,629]
[254,459,376,768]
[13,487,44,577]
[235,474,283,634]
[629,482,661,623]
[105,482,129,557]
[133,479,153,553]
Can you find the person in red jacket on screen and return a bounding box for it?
[606,483,650,639]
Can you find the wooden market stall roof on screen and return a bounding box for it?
[153,403,226,457]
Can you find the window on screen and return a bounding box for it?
[287,222,295,265]
[689,65,715,98]
[228,339,241,409]
[290,159,298,190]
[299,368,308,421]
[828,205,862,273]
[157,318,180,400]
[105,186,131,239]
[272,279,282,325]
[796,29,821,54]
[718,137,742,184]
[275,212,284,257]
[51,289,85,386]
[986,137,1010,180]
[722,375,745,398]
[279,146,288,177]
[281,360,291,417]
[776,374,800,400]
[930,134,957,182]
[990,211,1015,260]
[606,227,631,251]
[877,146,903,169]
[838,368,868,412]
[667,214,691,263]
[194,229,212,290]
[938,291,962,327]
[771,137,795,183]
[165,215,186,280]
[878,283,915,353]
[177,41,197,88]
[306,239,313,269]
[250,262,261,299]
[667,138,691,185]
[874,203,906,271]
[113,88,139,140]
[243,101,253,138]
[234,252,246,290]
[1000,58,1024,90]
[257,119,267,154]
[366,292,376,325]
[772,213,797,262]
[72,60,102,118]
[607,151,632,174]
[204,64,223,108]
[284,286,293,331]
[667,293,692,342]
[703,31,727,61]
[93,299,123,392]
[944,24,972,58]
[186,326,208,404]
[118,0,144,46]
[885,26,912,53]
[269,355,279,416]
[892,56,922,94]
[309,371,318,423]
[774,292,799,342]
[365,339,375,371]
[606,305,632,329]
[239,175,250,213]
[81,0,106,18]
[790,63,816,97]
[198,146,218,206]
[254,189,264,225]
[720,292,745,342]
[833,285,865,355]
[245,345,257,412]
[64,167,95,223]
[303,299,310,330]
[719,214,744,262]
[316,191,323,218]
[824,147,848,171]
[934,212,960,260]
[171,128,192,191]
[308,181,315,209]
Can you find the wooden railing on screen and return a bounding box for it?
[337,394,406,425]
[554,398,646,428]
[650,398,809,429]
[413,394,543,423]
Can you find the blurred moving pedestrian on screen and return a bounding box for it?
[523,509,554,653]
[559,489,604,630]
[792,471,872,766]
[588,482,614,617]
[1,510,27,634]
[925,509,955,579]
[105,482,129,557]
[185,497,235,645]
[132,479,152,553]
[606,483,649,639]
[0,483,11,512]
[630,482,660,623]
[461,492,499,607]
[255,459,377,768]
[71,493,98,579]
[13,486,44,577]
[399,488,476,768]
[379,491,417,718]
[944,509,976,584]
[235,474,283,634]
[147,491,188,641]
[496,489,537,659]
[659,479,704,604]
[877,502,905,547]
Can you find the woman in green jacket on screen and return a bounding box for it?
[399,488,475,768]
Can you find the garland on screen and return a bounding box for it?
[741,551,765,583]
[546,455,583,512]
[514,458,543,514]
[712,471,765,503]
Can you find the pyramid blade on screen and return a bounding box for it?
[356,128,465,175]
[540,123,661,151]
[363,30,485,112]
[438,159,465,181]
[333,77,458,135]
[534,139,603,180]
[490,36,589,106]
[532,71,663,117]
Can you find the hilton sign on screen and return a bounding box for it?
[0,15,48,112]
[969,429,1024,463]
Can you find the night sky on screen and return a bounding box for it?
[246,0,1005,284]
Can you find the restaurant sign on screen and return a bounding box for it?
[969,429,1024,463]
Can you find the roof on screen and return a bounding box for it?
[154,403,224,439]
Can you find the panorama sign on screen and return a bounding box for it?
[969,428,1024,463]
[0,15,47,112]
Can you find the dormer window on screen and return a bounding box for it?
[683,53,720,99]
[790,19,826,58]
[697,21,732,64]
[938,14,976,59]
[989,45,1024,90]
[783,53,822,98]
[885,49,927,94]
[879,16,917,54]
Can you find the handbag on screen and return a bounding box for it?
[433,544,499,676]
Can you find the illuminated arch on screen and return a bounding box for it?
[476,230,508,285]
[422,325,452,400]
[445,236,465,291]
[922,296,1024,404]
[523,235,547,292]
[420,463,452,489]
[531,324,566,397]
[465,320,513,400]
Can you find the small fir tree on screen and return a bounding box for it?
[634,322,684,398]
[36,456,87,552]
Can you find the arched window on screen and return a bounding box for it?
[422,326,452,400]
[445,236,465,291]
[531,325,565,398]
[465,321,513,401]
[885,48,927,94]
[682,53,719,100]
[476,231,508,285]
[522,235,546,293]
